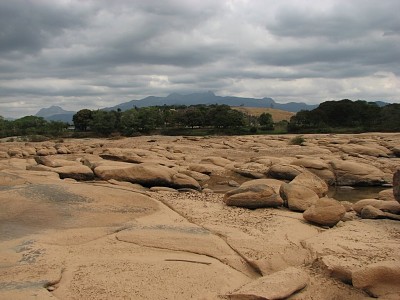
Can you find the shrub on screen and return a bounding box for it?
[289,135,305,145]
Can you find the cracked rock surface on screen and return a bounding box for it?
[1,133,400,299]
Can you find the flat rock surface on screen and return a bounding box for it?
[1,133,399,299]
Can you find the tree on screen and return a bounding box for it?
[73,109,93,131]
[121,109,139,136]
[90,110,116,135]
[258,112,274,130]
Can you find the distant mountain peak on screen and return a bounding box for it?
[36,105,75,118]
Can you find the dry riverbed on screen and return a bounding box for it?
[1,133,400,299]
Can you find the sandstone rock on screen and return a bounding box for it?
[188,163,224,175]
[7,148,23,158]
[378,188,395,201]
[316,255,360,284]
[338,144,390,158]
[267,164,305,181]
[290,171,328,197]
[228,267,308,300]
[280,183,319,212]
[353,199,400,215]
[291,158,335,184]
[100,148,145,163]
[94,163,200,190]
[240,179,284,194]
[34,156,80,168]
[55,165,95,181]
[352,261,400,298]
[0,151,9,159]
[394,169,400,203]
[329,159,386,186]
[360,205,386,219]
[56,146,71,154]
[200,156,231,167]
[224,184,282,209]
[303,197,346,227]
[36,148,57,156]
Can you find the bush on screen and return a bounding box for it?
[289,135,305,145]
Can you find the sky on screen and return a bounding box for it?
[1,0,399,118]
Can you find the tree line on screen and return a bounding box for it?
[73,104,274,136]
[288,100,400,133]
[0,115,67,139]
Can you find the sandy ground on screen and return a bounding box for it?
[0,133,399,299]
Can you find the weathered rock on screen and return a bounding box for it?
[241,179,284,194]
[353,199,400,215]
[280,183,319,212]
[55,165,95,181]
[224,184,282,209]
[290,171,328,197]
[360,205,386,219]
[378,188,396,201]
[267,164,305,181]
[316,255,359,284]
[228,267,308,300]
[352,261,400,298]
[7,148,23,158]
[188,163,225,175]
[303,197,346,227]
[36,148,57,156]
[329,159,387,186]
[35,156,80,168]
[338,144,390,158]
[394,169,400,203]
[100,148,145,163]
[291,158,335,184]
[200,156,232,167]
[94,163,200,190]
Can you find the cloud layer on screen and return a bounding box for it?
[1,0,399,117]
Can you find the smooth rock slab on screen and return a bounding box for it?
[352,261,400,298]
[228,267,308,300]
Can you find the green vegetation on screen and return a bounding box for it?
[1,100,399,140]
[288,100,400,133]
[289,135,305,145]
[0,115,68,139]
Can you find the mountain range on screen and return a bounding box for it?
[34,92,389,123]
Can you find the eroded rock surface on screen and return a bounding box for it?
[1,133,399,299]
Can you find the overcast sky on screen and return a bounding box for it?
[1,0,399,118]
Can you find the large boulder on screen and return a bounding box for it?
[394,169,400,203]
[329,159,387,186]
[228,267,308,300]
[34,156,80,168]
[200,156,232,167]
[352,261,400,298]
[55,165,95,181]
[280,183,319,212]
[224,184,282,209]
[353,199,400,215]
[94,163,200,190]
[290,171,328,197]
[267,164,305,181]
[291,158,335,184]
[303,197,346,227]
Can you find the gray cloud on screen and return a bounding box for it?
[0,0,399,118]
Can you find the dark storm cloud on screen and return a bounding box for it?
[0,0,399,118]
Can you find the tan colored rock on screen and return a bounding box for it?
[7,148,23,158]
[228,267,308,300]
[338,144,390,158]
[291,158,335,184]
[329,159,386,186]
[303,197,346,227]
[224,184,283,208]
[352,261,400,298]
[280,183,319,212]
[94,163,200,190]
[188,163,225,175]
[290,171,328,197]
[240,179,284,194]
[353,199,400,215]
[267,164,305,181]
[34,156,80,168]
[200,156,231,167]
[360,205,386,219]
[100,148,145,163]
[378,188,395,201]
[55,165,95,181]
